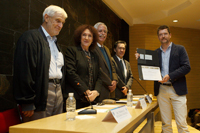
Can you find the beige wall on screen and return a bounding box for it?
[129,24,200,111]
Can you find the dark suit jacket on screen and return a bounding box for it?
[154,43,191,96]
[14,26,65,112]
[112,55,133,99]
[94,45,118,101]
[65,46,102,102]
[38,27,66,99]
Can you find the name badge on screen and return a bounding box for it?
[102,105,132,123]
[135,98,147,109]
[145,95,152,103]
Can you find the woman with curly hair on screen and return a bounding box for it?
[64,25,102,109]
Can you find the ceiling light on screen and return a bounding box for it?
[173,20,178,23]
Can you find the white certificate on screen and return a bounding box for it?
[141,65,162,81]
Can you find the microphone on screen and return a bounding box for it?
[77,83,97,114]
[132,77,147,94]
[132,77,153,101]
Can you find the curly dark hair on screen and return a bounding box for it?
[73,24,98,51]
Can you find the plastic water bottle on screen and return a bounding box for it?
[127,89,133,107]
[66,93,76,121]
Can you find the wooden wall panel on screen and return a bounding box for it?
[129,24,200,112]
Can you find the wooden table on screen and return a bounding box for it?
[9,101,158,133]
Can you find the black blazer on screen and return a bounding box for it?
[112,55,133,99]
[64,46,102,101]
[154,43,191,96]
[93,45,118,101]
[14,26,65,112]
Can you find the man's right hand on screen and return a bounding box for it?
[135,51,140,60]
[121,86,128,96]
[22,110,34,117]
[87,90,99,102]
[108,80,117,92]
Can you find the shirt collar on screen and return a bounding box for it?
[160,42,172,51]
[116,55,123,61]
[97,42,103,47]
[41,26,57,41]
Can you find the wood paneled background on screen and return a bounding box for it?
[129,24,200,117]
[0,0,126,112]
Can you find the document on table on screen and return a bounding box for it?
[76,115,96,120]
[141,65,162,81]
[93,104,121,108]
[116,100,138,104]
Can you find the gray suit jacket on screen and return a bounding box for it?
[94,45,118,101]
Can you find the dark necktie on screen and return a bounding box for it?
[120,60,125,80]
[99,47,112,79]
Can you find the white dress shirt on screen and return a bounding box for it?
[97,42,102,47]
[41,26,64,79]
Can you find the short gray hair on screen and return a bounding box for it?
[43,5,68,22]
[94,22,108,32]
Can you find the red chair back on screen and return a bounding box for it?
[0,107,21,133]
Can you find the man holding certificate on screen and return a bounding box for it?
[135,25,191,133]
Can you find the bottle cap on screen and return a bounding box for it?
[69,93,74,97]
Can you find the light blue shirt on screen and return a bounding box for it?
[160,42,172,83]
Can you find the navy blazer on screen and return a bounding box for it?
[154,43,191,96]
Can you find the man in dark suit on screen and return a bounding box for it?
[13,5,67,122]
[112,40,133,99]
[135,25,190,133]
[93,22,118,101]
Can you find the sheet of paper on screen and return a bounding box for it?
[145,95,152,103]
[97,109,109,113]
[102,105,132,123]
[139,98,147,109]
[140,54,144,59]
[111,106,132,123]
[76,115,96,120]
[93,104,121,108]
[133,98,140,100]
[116,100,138,104]
[145,54,152,60]
[141,65,162,81]
[133,95,145,98]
